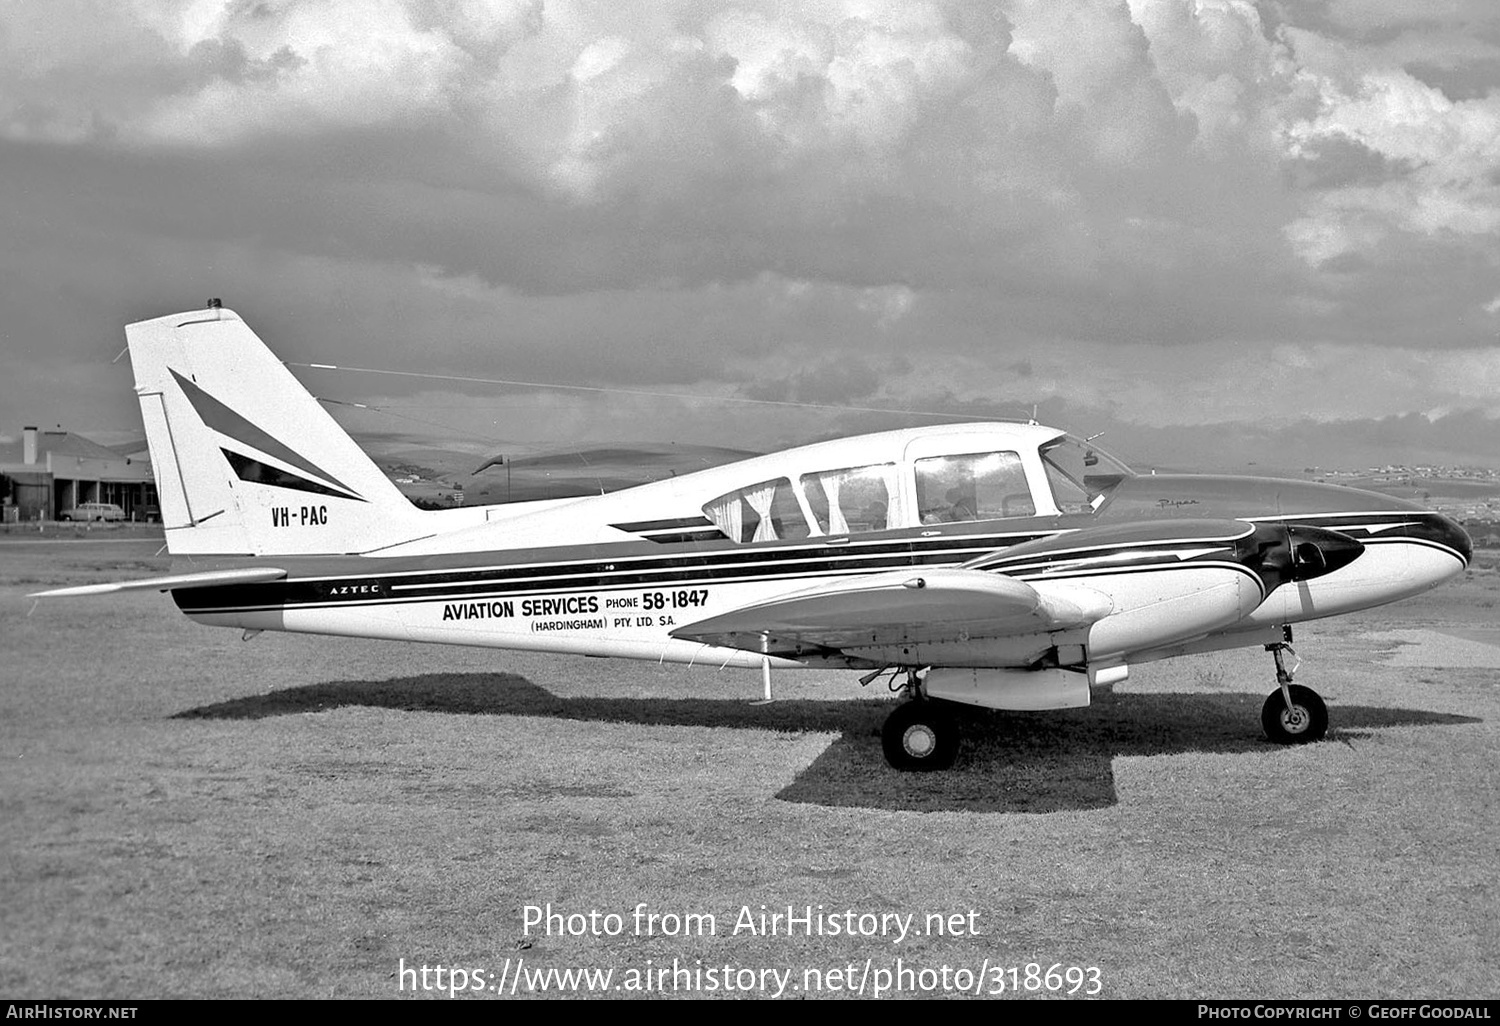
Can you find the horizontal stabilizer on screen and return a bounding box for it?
[671,567,1111,655]
[30,567,288,598]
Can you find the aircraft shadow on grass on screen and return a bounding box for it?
[176,674,1479,815]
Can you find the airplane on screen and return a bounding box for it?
[34,303,1474,770]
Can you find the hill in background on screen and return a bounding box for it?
[360,436,757,506]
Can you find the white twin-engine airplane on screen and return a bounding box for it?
[37,304,1473,770]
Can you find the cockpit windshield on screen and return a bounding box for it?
[1040,435,1133,514]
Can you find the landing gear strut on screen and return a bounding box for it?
[1261,630,1328,745]
[880,669,959,771]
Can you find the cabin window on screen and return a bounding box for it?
[914,451,1033,523]
[1040,436,1131,513]
[1043,449,1094,514]
[703,477,812,543]
[800,464,905,534]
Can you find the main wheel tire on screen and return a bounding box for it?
[1261,684,1328,744]
[881,701,959,771]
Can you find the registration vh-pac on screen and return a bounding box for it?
[36,303,1474,769]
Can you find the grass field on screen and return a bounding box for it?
[2,538,1497,999]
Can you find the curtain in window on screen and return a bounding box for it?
[880,464,908,528]
[705,493,744,542]
[745,481,778,542]
[821,472,848,535]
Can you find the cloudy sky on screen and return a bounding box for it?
[2,0,1498,472]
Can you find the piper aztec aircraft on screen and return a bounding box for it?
[37,304,1473,770]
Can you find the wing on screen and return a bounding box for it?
[29,567,288,598]
[669,567,1111,658]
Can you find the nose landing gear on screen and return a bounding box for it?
[1261,631,1328,745]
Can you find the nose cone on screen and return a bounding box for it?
[1374,509,1473,574]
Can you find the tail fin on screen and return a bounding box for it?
[129,305,430,556]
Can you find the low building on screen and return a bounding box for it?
[0,426,157,521]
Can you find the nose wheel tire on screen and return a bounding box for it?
[881,701,958,771]
[1261,684,1328,745]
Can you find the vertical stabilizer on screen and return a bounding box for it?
[128,306,431,556]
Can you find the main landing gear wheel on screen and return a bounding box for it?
[1261,684,1328,745]
[881,701,958,771]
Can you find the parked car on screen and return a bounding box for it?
[59,502,126,522]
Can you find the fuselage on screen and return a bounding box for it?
[168,423,1471,675]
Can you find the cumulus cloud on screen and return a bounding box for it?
[1283,68,1500,261]
[1,1,1498,468]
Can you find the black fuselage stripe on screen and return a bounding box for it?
[175,555,1267,615]
[353,535,1047,586]
[611,517,715,532]
[176,552,980,611]
[385,547,1012,592]
[1362,536,1469,561]
[239,531,1060,584]
[643,531,727,544]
